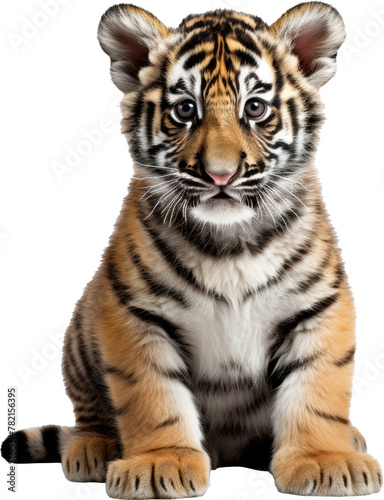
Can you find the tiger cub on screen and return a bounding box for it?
[1,2,382,498]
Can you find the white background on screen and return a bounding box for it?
[1,0,384,499]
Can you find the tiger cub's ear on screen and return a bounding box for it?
[97,4,169,92]
[270,2,346,88]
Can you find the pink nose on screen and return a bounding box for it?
[206,170,237,186]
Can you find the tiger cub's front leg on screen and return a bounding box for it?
[270,287,382,496]
[98,288,210,499]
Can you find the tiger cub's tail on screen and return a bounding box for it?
[1,425,74,464]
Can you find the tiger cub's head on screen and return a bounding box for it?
[98,3,345,227]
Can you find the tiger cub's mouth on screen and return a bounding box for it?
[211,192,234,201]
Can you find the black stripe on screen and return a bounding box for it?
[41,425,61,462]
[269,355,318,390]
[154,367,193,391]
[286,73,317,112]
[145,101,155,145]
[184,51,207,70]
[151,465,160,498]
[178,176,206,188]
[80,424,117,437]
[237,177,263,188]
[64,374,97,405]
[129,245,188,307]
[169,79,187,94]
[232,29,261,57]
[1,430,33,464]
[76,324,96,377]
[203,74,218,98]
[170,215,244,259]
[258,112,276,127]
[241,390,269,416]
[332,262,345,289]
[76,414,103,425]
[263,243,311,289]
[107,255,132,306]
[227,75,238,98]
[127,306,191,360]
[295,271,324,293]
[233,49,258,67]
[142,223,224,301]
[105,365,139,384]
[206,56,217,73]
[244,201,305,256]
[305,113,322,135]
[147,143,167,158]
[250,80,272,93]
[160,476,167,492]
[311,408,349,425]
[75,326,115,416]
[180,18,206,33]
[270,139,293,151]
[177,33,206,58]
[334,347,356,367]
[74,404,95,414]
[273,59,284,92]
[286,98,299,138]
[275,294,339,338]
[243,239,312,301]
[154,417,180,430]
[268,294,339,382]
[293,246,333,294]
[63,356,99,401]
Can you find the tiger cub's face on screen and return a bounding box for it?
[98,3,345,226]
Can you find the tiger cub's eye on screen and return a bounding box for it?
[244,98,268,121]
[175,99,197,122]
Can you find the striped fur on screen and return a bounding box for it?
[1,2,382,498]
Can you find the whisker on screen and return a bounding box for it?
[135,161,173,171]
[268,172,312,192]
[168,188,187,226]
[140,180,179,202]
[263,186,291,233]
[132,174,175,181]
[268,179,307,209]
[143,185,179,220]
[267,185,301,224]
[162,189,183,225]
[259,191,278,230]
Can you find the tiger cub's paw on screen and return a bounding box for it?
[350,426,367,453]
[62,434,120,483]
[106,448,210,499]
[271,450,382,496]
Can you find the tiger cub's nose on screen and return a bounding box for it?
[206,170,237,186]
